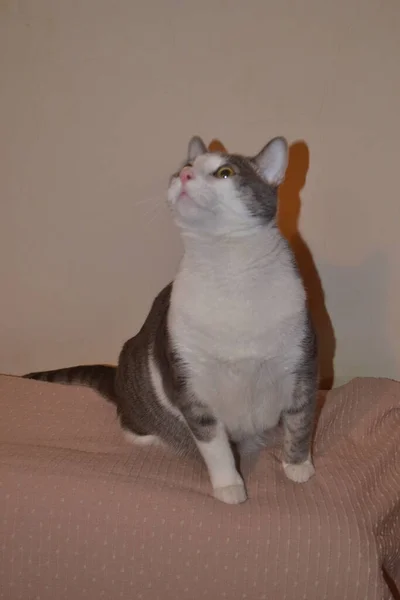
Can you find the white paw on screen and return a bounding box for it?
[283,459,315,483]
[122,430,161,447]
[213,483,247,505]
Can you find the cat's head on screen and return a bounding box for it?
[167,136,288,236]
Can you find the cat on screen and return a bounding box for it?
[24,135,318,505]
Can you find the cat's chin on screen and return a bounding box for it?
[178,190,191,201]
[174,191,201,208]
[171,197,214,231]
[174,203,202,224]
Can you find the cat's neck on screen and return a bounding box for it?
[178,223,289,278]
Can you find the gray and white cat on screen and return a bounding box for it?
[24,135,318,504]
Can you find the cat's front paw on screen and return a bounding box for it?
[283,459,315,483]
[213,483,247,505]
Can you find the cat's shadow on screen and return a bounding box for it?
[209,138,336,390]
[279,141,335,389]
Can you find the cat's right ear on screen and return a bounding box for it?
[252,137,289,186]
[188,136,207,162]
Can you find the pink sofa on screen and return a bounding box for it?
[1,374,399,599]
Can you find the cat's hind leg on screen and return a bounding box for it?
[122,429,163,447]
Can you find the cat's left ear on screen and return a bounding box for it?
[252,137,289,186]
[188,136,207,162]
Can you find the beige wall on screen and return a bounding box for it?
[1,0,400,386]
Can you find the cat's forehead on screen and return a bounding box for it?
[193,153,224,174]
[193,152,252,175]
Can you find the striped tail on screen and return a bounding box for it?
[23,364,116,402]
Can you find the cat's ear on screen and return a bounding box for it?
[252,137,288,186]
[188,136,207,162]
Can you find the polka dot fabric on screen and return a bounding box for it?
[0,375,399,599]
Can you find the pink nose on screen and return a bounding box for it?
[180,166,194,184]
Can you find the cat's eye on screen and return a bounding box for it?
[214,166,235,179]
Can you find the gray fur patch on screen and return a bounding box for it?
[220,153,279,224]
[282,311,318,464]
[115,283,198,456]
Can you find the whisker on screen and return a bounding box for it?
[140,200,164,227]
[140,196,162,215]
[143,208,164,230]
[133,195,159,208]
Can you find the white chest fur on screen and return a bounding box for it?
[169,230,307,440]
